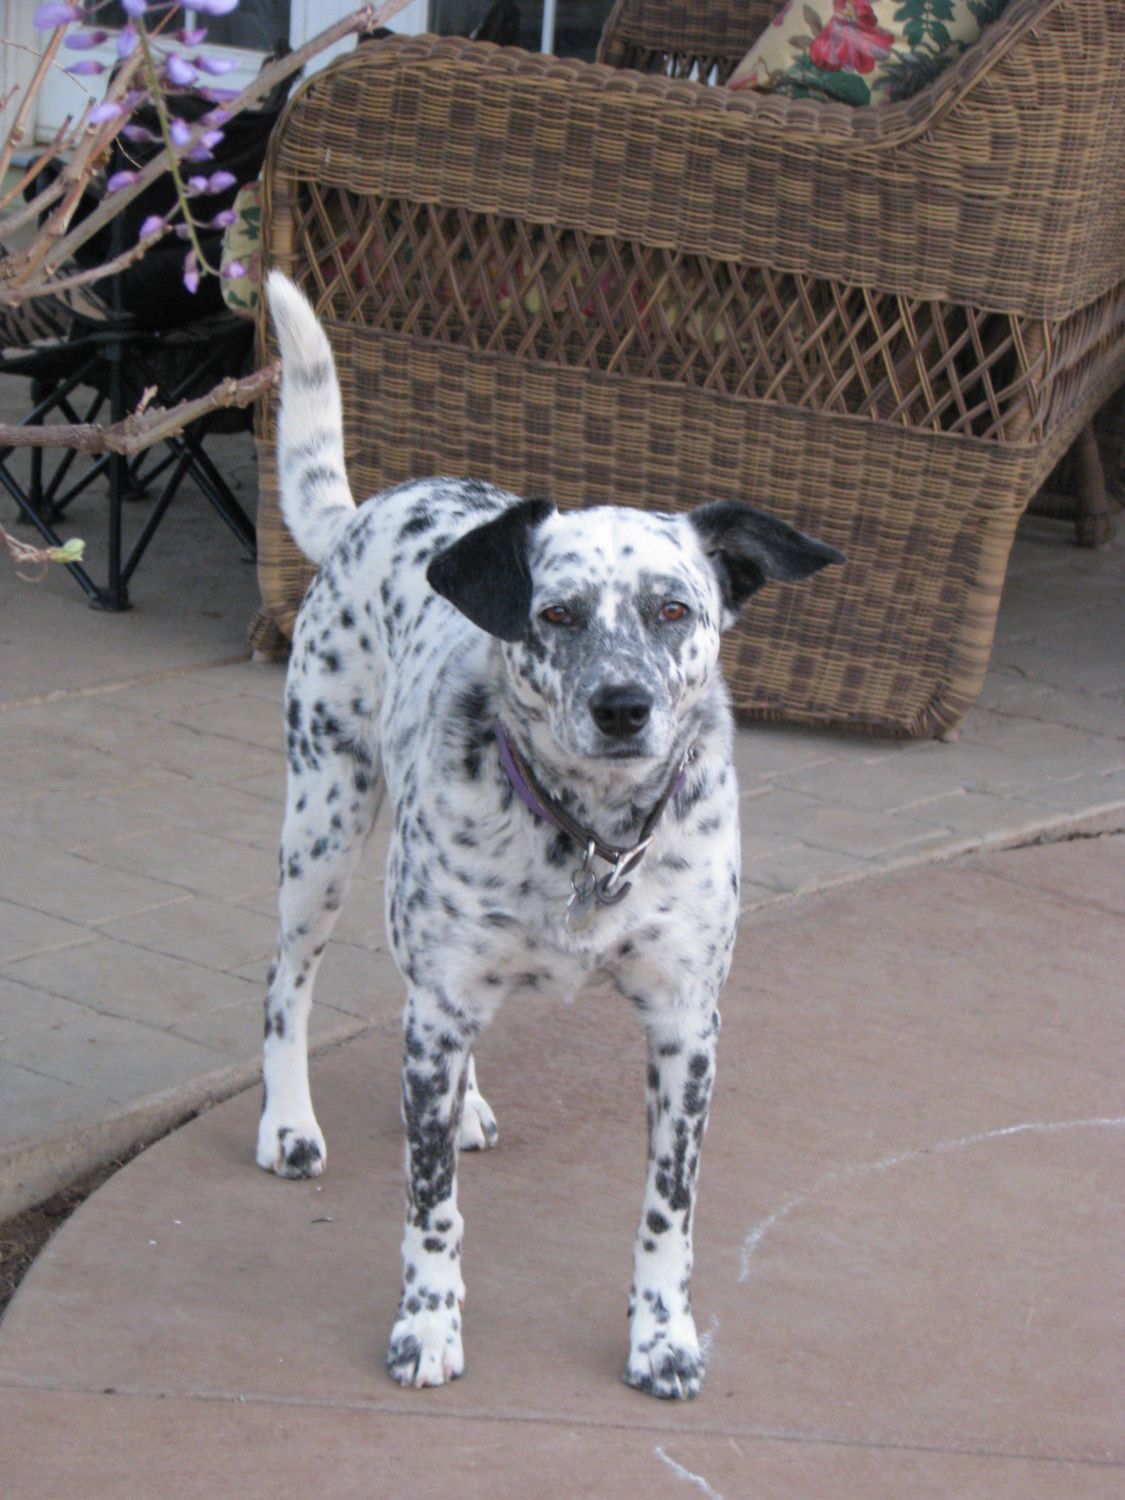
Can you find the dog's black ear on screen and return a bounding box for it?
[426,497,555,642]
[689,501,845,625]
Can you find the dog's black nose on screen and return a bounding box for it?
[589,684,652,739]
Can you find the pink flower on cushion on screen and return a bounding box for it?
[808,0,894,74]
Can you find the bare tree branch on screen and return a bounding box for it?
[0,120,74,217]
[0,361,279,458]
[21,222,172,299]
[3,47,148,290]
[0,25,65,185]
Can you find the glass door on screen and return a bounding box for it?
[429,1,615,59]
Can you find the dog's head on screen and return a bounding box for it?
[427,498,843,766]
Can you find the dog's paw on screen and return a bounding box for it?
[386,1307,464,1389]
[625,1317,704,1401]
[256,1114,327,1178]
[458,1086,498,1152]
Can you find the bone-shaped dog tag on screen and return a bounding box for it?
[566,865,598,934]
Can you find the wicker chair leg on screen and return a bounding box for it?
[1072,422,1117,548]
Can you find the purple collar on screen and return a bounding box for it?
[495,720,563,828]
[494,722,690,872]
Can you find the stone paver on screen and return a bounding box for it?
[0,833,188,926]
[68,823,276,901]
[0,975,93,1041]
[0,1012,245,1107]
[97,894,280,972]
[5,933,262,1027]
[0,900,93,967]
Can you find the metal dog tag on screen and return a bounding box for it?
[566,864,598,934]
[566,842,599,934]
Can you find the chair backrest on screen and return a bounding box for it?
[598,0,778,80]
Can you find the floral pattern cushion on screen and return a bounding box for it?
[728,0,1010,107]
[220,181,262,318]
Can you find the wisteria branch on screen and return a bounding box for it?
[0,359,279,457]
[0,520,84,579]
[1,2,407,301]
[0,24,66,185]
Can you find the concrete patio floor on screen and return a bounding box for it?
[0,419,1122,1496]
[0,840,1121,1498]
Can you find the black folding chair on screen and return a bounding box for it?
[0,295,256,610]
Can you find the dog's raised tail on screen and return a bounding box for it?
[267,271,356,566]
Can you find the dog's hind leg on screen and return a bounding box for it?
[257,732,383,1179]
[458,1052,498,1151]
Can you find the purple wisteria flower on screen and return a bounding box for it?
[175,127,226,162]
[165,55,198,87]
[39,0,247,300]
[33,3,82,28]
[63,29,108,49]
[89,99,125,123]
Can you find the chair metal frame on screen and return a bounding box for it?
[0,307,257,611]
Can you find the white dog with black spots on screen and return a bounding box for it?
[258,272,843,1398]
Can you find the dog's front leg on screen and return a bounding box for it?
[625,1006,720,1400]
[386,989,474,1389]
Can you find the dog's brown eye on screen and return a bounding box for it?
[540,605,573,626]
[659,601,689,623]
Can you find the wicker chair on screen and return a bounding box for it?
[251,0,1125,736]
